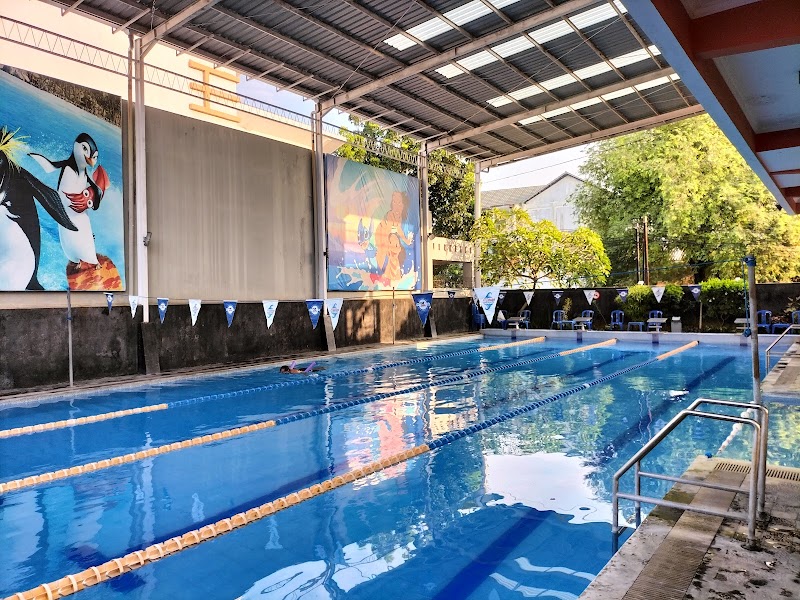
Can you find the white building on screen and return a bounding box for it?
[482,172,584,232]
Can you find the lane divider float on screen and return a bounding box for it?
[0,339,614,495]
[0,338,547,440]
[5,339,699,600]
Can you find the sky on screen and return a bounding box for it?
[237,77,591,191]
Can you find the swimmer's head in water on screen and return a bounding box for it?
[279,365,291,373]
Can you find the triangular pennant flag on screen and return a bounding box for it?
[447,290,456,301]
[552,290,564,306]
[617,288,629,303]
[157,298,169,323]
[583,289,595,305]
[498,291,506,304]
[262,300,279,328]
[325,298,344,330]
[189,299,202,326]
[306,299,324,329]
[690,286,701,301]
[523,290,534,306]
[223,300,237,328]
[105,293,114,313]
[652,286,665,303]
[475,286,501,324]
[129,295,139,318]
[412,292,434,326]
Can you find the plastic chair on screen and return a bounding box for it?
[551,310,574,330]
[519,310,531,329]
[471,304,486,329]
[581,310,594,330]
[647,310,663,332]
[610,310,624,331]
[756,310,772,334]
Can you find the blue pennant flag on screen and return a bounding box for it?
[306,299,324,329]
[447,290,456,301]
[498,291,506,304]
[223,300,237,328]
[157,298,169,323]
[412,292,434,326]
[552,290,564,306]
[690,286,701,301]
[105,293,114,313]
[617,288,629,303]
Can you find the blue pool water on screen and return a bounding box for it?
[1,338,798,599]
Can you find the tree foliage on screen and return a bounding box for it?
[335,117,474,239]
[573,115,800,284]
[471,206,610,288]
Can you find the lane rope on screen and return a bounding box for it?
[0,338,547,439]
[5,339,699,600]
[0,339,612,495]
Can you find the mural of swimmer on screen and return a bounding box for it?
[0,66,125,291]
[325,154,421,291]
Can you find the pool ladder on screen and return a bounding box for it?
[765,323,799,370]
[611,398,768,550]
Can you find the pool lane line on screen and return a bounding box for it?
[0,337,548,440]
[6,340,698,600]
[0,339,614,495]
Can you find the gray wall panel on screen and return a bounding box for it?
[145,107,314,301]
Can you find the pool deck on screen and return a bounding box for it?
[580,457,800,600]
[763,341,800,399]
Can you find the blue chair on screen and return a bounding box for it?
[755,310,772,334]
[610,310,624,331]
[581,310,594,330]
[771,310,799,334]
[551,310,574,330]
[471,304,486,329]
[519,310,531,329]
[648,310,664,332]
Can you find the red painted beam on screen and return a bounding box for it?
[783,186,800,198]
[755,128,800,152]
[691,0,800,59]
[773,168,800,175]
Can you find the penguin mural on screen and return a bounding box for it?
[0,129,77,291]
[30,132,110,271]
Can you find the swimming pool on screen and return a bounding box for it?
[1,337,798,599]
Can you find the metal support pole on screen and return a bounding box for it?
[311,105,329,300]
[634,461,641,527]
[392,287,396,345]
[473,163,482,288]
[634,223,641,282]
[66,290,74,387]
[133,38,150,322]
[419,146,431,291]
[746,421,760,548]
[745,255,767,517]
[126,33,136,294]
[642,215,650,285]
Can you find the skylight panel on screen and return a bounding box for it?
[602,87,635,101]
[574,62,613,80]
[570,97,603,110]
[446,1,492,26]
[491,0,522,8]
[518,115,543,125]
[493,37,534,58]
[610,46,661,68]
[488,96,513,107]
[458,51,496,71]
[634,76,671,91]
[541,73,577,90]
[541,106,571,119]
[407,18,450,41]
[529,21,572,45]
[385,33,416,51]
[569,4,618,29]
[435,64,463,78]
[509,84,545,101]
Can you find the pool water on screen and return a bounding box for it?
[1,338,798,599]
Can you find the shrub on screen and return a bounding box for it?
[700,278,746,323]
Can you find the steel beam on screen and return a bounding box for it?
[321,0,598,110]
[140,0,223,52]
[755,128,800,153]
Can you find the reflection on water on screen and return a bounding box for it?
[2,342,799,599]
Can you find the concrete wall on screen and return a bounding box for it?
[145,107,315,301]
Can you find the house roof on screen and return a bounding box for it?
[482,185,546,209]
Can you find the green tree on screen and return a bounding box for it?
[471,206,610,288]
[335,117,474,239]
[573,114,800,284]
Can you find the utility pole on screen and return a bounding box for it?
[634,222,641,282]
[642,215,650,285]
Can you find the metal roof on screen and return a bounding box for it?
[43,0,704,166]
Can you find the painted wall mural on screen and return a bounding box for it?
[325,155,421,291]
[0,66,125,291]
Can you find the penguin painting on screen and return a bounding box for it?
[0,128,77,290]
[30,132,109,271]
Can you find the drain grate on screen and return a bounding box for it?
[714,461,800,481]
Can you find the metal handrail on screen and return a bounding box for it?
[612,399,768,550]
[766,323,800,370]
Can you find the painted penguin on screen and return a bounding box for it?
[0,147,77,290]
[30,133,109,270]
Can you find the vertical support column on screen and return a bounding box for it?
[126,33,136,298]
[745,254,767,517]
[311,105,328,301]
[419,146,432,291]
[133,38,150,322]
[473,163,482,288]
